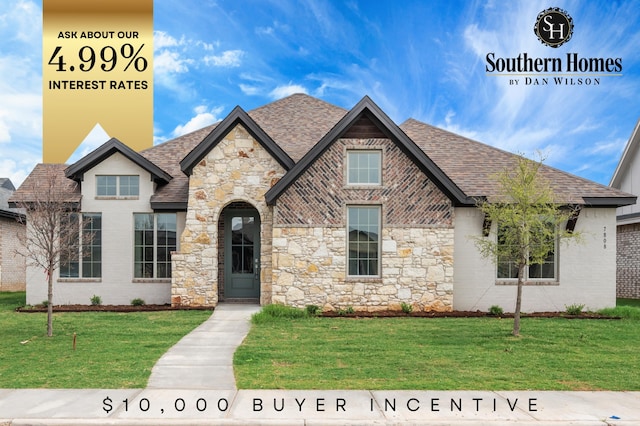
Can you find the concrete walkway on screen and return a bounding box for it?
[147,303,261,389]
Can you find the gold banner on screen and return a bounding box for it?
[43,0,153,163]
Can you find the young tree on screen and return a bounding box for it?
[472,155,580,336]
[12,165,92,337]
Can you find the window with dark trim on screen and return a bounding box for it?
[347,150,381,185]
[347,206,380,276]
[96,175,139,197]
[496,224,557,280]
[134,213,176,278]
[60,213,102,278]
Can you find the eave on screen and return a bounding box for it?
[65,138,172,184]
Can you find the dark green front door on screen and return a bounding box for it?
[224,209,260,299]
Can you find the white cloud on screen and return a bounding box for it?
[0,158,30,188]
[204,50,244,67]
[239,84,261,96]
[172,105,223,137]
[269,84,308,100]
[0,0,40,44]
[589,138,626,156]
[155,50,190,74]
[256,26,274,36]
[0,0,42,181]
[463,24,498,58]
[0,114,10,143]
[153,30,180,50]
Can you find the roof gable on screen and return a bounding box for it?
[265,96,472,206]
[610,118,640,188]
[0,178,16,191]
[180,106,295,176]
[65,138,172,184]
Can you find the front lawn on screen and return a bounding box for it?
[234,305,640,390]
[0,292,212,388]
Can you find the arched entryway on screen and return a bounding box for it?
[218,202,261,302]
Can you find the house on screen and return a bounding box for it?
[610,118,640,299]
[0,178,26,291]
[11,94,636,311]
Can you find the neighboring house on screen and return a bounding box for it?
[0,178,26,291]
[610,118,640,299]
[11,94,636,311]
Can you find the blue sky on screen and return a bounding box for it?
[0,0,639,188]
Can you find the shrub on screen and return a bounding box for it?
[400,302,413,314]
[252,304,308,324]
[41,300,49,308]
[335,306,355,316]
[305,305,320,316]
[565,303,585,316]
[131,298,145,306]
[488,305,504,316]
[90,295,102,306]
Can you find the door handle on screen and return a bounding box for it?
[254,258,260,279]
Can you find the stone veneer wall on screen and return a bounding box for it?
[171,124,286,306]
[617,222,640,299]
[272,137,455,312]
[272,226,454,312]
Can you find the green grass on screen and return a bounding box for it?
[618,298,640,308]
[0,292,212,388]
[235,304,640,390]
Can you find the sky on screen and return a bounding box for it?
[0,0,639,188]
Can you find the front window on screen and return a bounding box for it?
[60,213,102,278]
[134,213,176,278]
[347,206,380,276]
[496,224,557,280]
[347,150,381,185]
[97,175,139,197]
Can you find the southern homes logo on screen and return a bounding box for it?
[485,7,623,86]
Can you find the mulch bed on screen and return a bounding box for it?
[16,304,213,313]
[321,310,621,319]
[16,306,619,319]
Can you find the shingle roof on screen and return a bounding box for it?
[400,118,634,205]
[0,178,15,192]
[248,93,347,161]
[11,93,635,209]
[0,178,25,220]
[141,125,217,208]
[9,163,81,205]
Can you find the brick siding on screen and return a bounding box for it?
[0,217,26,291]
[275,137,453,227]
[617,223,640,299]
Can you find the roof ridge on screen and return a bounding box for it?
[249,92,348,115]
[141,123,219,154]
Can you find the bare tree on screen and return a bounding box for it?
[471,155,581,336]
[12,164,92,337]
